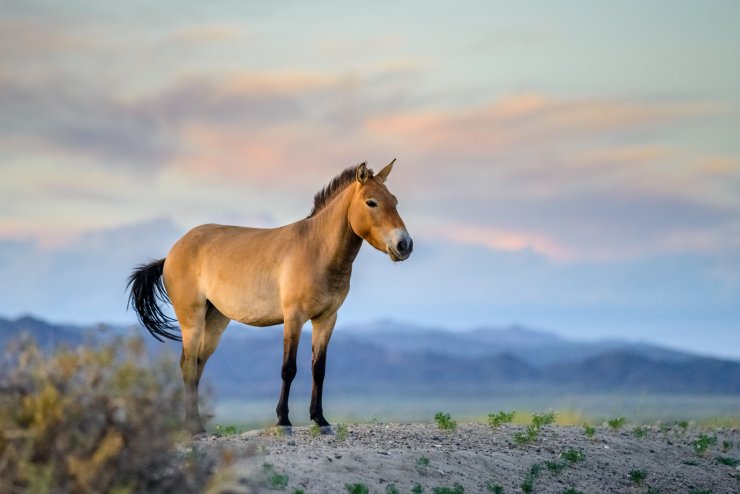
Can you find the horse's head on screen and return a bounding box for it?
[348,160,413,262]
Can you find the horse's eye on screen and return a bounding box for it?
[365,199,378,208]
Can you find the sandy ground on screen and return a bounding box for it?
[194,423,740,494]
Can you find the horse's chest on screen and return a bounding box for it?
[303,269,351,313]
[322,268,350,294]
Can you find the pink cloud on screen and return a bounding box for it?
[363,94,717,160]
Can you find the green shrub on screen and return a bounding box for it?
[606,417,626,430]
[263,463,289,490]
[214,424,239,437]
[560,449,585,463]
[633,426,649,438]
[628,468,647,485]
[346,483,369,494]
[336,423,348,441]
[521,463,542,493]
[488,411,515,428]
[0,336,212,493]
[433,483,464,494]
[486,481,504,493]
[531,411,556,428]
[583,423,596,438]
[513,410,556,446]
[544,460,567,474]
[693,434,717,455]
[434,412,457,431]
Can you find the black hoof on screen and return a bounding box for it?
[319,425,334,436]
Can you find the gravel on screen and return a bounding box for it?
[194,423,740,493]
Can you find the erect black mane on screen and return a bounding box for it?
[308,163,373,217]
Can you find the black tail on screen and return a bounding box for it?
[127,258,181,342]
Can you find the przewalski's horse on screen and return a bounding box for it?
[127,161,412,434]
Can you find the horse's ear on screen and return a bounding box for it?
[356,162,370,183]
[376,158,396,183]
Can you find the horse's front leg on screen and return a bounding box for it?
[310,312,337,432]
[275,313,304,430]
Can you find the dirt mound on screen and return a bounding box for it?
[196,423,739,494]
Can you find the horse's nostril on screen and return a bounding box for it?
[397,238,409,254]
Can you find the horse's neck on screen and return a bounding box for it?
[307,189,363,273]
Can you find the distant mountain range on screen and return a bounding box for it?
[2,315,739,398]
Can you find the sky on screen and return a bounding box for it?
[1,1,739,358]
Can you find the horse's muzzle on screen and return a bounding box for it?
[388,230,413,262]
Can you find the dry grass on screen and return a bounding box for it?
[0,335,215,493]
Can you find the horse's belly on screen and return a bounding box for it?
[207,280,284,327]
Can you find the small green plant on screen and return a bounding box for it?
[434,412,457,431]
[386,484,401,494]
[562,489,584,494]
[292,490,305,494]
[628,469,647,485]
[214,424,239,437]
[693,434,717,455]
[263,463,289,490]
[336,423,348,441]
[486,481,504,493]
[532,411,556,428]
[676,420,690,430]
[433,483,464,494]
[346,483,369,494]
[417,455,431,470]
[309,422,321,438]
[606,417,626,430]
[722,440,733,451]
[717,456,739,467]
[583,423,595,438]
[560,449,585,463]
[513,428,537,445]
[513,410,557,446]
[544,460,567,474]
[488,410,515,428]
[412,483,425,494]
[633,426,649,438]
[646,487,660,494]
[520,463,542,493]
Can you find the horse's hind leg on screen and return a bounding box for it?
[178,301,229,435]
[173,296,210,435]
[196,302,230,384]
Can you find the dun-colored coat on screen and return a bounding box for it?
[128,161,412,434]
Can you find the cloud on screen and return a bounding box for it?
[358,94,738,260]
[1,14,736,264]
